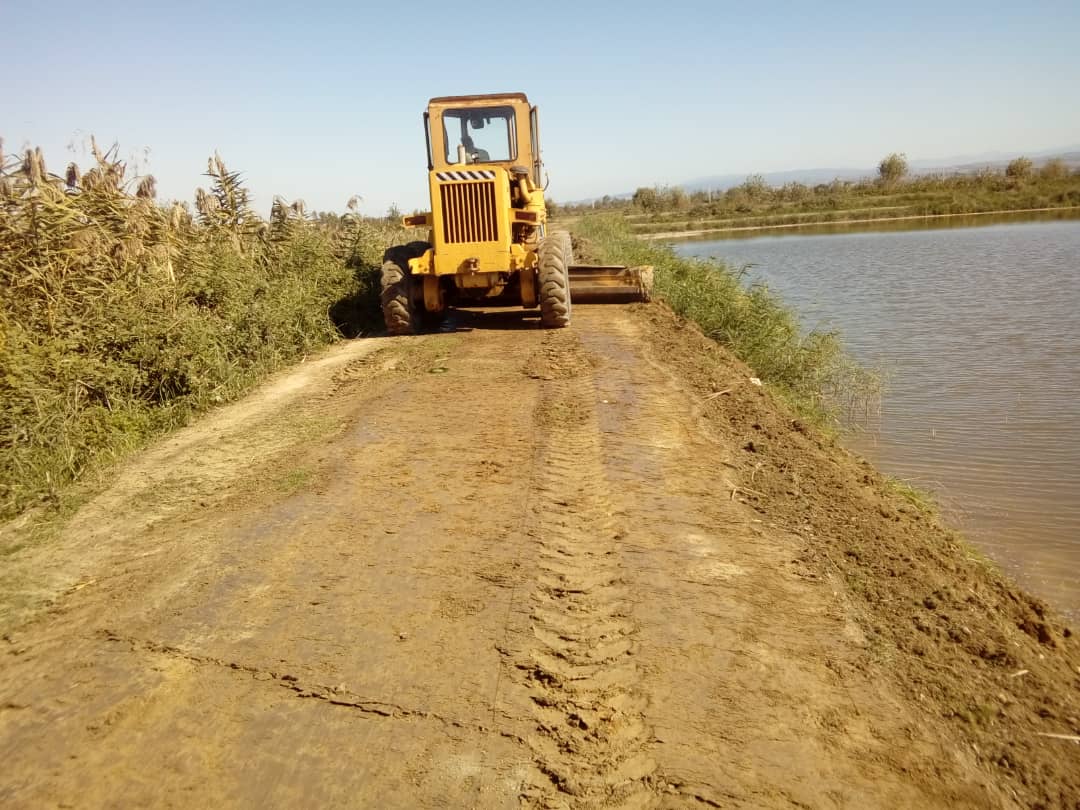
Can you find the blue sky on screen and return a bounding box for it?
[5,0,1079,215]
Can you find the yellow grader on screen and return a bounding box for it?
[381,92,652,334]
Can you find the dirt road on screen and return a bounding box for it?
[1,305,1077,808]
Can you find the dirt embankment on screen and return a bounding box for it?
[1,305,1077,809]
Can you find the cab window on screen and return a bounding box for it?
[442,106,516,164]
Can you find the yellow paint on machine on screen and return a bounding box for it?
[408,167,548,276]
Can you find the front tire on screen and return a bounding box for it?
[538,231,572,328]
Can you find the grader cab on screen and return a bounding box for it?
[380,92,652,334]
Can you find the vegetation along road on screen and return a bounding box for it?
[2,303,1078,808]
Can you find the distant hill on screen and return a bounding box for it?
[565,145,1080,205]
[680,167,870,193]
[909,144,1080,169]
[681,148,1080,193]
[915,151,1080,176]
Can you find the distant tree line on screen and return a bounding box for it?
[552,152,1080,220]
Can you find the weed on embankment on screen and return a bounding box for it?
[571,215,880,426]
[0,140,400,521]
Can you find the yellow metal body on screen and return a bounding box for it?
[403,93,548,307]
[390,91,652,322]
[408,167,538,276]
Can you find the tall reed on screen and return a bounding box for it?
[0,140,400,520]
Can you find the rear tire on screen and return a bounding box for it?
[538,231,572,328]
[380,241,430,336]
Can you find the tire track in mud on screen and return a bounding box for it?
[0,338,407,632]
[518,331,658,809]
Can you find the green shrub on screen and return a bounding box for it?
[1006,157,1033,180]
[1040,158,1069,181]
[877,153,909,186]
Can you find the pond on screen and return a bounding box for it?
[675,217,1080,621]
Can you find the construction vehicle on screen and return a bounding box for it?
[380,92,652,334]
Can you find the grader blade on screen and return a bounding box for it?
[567,265,654,303]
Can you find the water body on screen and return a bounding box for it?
[675,217,1080,621]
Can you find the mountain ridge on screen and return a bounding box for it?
[565,145,1080,204]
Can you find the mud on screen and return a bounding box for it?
[1,305,1077,808]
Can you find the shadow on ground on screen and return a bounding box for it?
[437,308,543,332]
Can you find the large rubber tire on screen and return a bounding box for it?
[538,231,573,328]
[380,241,430,336]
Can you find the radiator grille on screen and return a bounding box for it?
[439,181,499,244]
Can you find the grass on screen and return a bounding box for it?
[275,467,313,494]
[0,138,404,521]
[881,477,1001,575]
[570,215,881,426]
[885,477,937,514]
